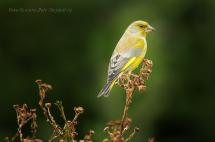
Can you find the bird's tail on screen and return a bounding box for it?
[97,80,116,98]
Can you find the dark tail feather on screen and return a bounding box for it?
[97,82,112,98]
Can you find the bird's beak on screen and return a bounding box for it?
[146,25,156,32]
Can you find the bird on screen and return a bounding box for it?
[98,20,155,97]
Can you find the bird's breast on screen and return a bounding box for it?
[130,37,147,70]
[135,37,147,56]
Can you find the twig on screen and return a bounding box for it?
[125,127,140,142]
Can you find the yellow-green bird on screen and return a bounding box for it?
[98,20,155,97]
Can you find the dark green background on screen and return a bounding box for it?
[1,0,215,141]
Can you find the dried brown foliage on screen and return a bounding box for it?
[35,80,94,142]
[102,59,153,142]
[5,80,94,142]
[5,104,41,142]
[5,59,154,142]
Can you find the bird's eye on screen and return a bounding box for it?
[139,25,146,28]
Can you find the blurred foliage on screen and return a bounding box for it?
[0,0,215,141]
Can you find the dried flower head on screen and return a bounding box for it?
[74,107,84,114]
[35,79,52,101]
[45,103,51,108]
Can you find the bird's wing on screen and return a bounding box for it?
[107,53,130,82]
[107,39,143,82]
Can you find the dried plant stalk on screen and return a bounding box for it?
[103,59,153,142]
[35,79,94,142]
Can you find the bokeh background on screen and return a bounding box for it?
[1,0,215,141]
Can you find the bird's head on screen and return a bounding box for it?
[128,20,155,36]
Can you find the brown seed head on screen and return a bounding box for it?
[74,107,84,114]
